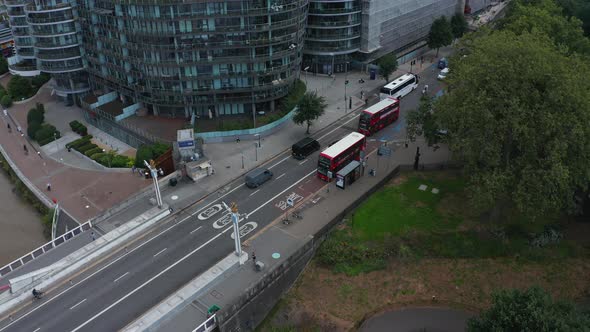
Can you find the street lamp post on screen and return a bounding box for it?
[303,66,310,86]
[254,133,261,148]
[223,202,246,264]
[344,62,349,113]
[255,143,258,162]
[53,132,58,151]
[144,160,163,209]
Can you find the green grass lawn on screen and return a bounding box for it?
[352,175,466,240]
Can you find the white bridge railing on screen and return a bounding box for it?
[192,315,217,332]
[0,220,92,278]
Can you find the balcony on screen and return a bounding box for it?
[39,61,84,73]
[25,2,72,13]
[31,28,77,37]
[9,17,28,27]
[36,50,81,60]
[4,0,27,7]
[35,40,79,49]
[9,63,41,77]
[52,82,90,94]
[308,6,362,15]
[307,19,362,29]
[27,14,75,25]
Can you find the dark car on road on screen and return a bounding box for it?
[292,137,320,160]
[245,168,273,188]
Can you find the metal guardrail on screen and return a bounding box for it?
[0,220,92,278]
[192,315,216,332]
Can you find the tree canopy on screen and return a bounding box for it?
[434,30,590,219]
[405,96,441,145]
[292,92,327,134]
[502,0,590,55]
[451,13,468,39]
[428,16,453,56]
[376,53,398,82]
[7,75,33,101]
[468,287,590,331]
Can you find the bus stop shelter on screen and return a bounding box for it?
[336,160,361,189]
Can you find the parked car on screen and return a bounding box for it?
[437,57,448,69]
[245,168,273,188]
[437,68,450,80]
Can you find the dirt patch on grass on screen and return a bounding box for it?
[385,174,408,187]
[260,258,590,331]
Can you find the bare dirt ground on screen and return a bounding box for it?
[264,258,590,331]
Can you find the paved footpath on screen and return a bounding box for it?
[0,85,149,224]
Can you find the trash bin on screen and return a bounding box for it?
[169,178,177,187]
[207,305,221,317]
[370,68,376,80]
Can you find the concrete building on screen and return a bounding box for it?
[5,0,308,118]
[304,0,462,73]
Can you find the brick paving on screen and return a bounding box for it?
[0,85,149,223]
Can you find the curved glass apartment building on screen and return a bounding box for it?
[79,0,308,118]
[5,0,39,76]
[303,0,361,74]
[27,0,88,96]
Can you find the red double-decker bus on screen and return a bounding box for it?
[358,97,400,136]
[317,132,366,181]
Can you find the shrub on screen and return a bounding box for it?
[69,120,88,136]
[27,107,44,125]
[27,122,42,139]
[110,155,129,168]
[7,75,33,101]
[134,145,154,167]
[31,73,50,89]
[77,143,98,153]
[34,124,59,142]
[0,95,11,107]
[66,137,91,149]
[84,147,103,157]
[0,56,7,75]
[90,152,106,161]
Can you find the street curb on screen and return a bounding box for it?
[0,206,170,318]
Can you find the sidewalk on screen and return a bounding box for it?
[0,85,150,224]
[150,140,451,332]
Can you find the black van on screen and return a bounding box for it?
[292,137,320,160]
[245,168,273,188]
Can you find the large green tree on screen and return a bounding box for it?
[405,96,441,145]
[7,75,33,101]
[376,53,398,82]
[450,13,469,39]
[468,287,590,331]
[556,0,590,36]
[292,92,327,134]
[502,0,590,55]
[427,16,453,57]
[434,30,590,219]
[0,56,8,75]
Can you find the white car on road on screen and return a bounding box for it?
[437,67,449,80]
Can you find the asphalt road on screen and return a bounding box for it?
[0,70,443,332]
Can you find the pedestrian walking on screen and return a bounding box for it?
[252,251,256,263]
[91,231,95,241]
[23,144,28,154]
[132,165,136,173]
[7,123,10,132]
[424,84,429,93]
[3,109,7,117]
[46,182,51,191]
[17,125,21,134]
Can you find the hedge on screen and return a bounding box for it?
[69,120,88,136]
[84,147,102,157]
[27,122,42,139]
[34,124,59,143]
[90,152,106,161]
[27,107,44,125]
[66,135,93,149]
[77,143,98,153]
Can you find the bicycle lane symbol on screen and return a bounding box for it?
[230,222,258,239]
[274,192,304,211]
[213,213,245,229]
[198,204,223,220]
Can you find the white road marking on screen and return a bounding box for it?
[249,189,260,197]
[113,272,129,283]
[298,159,308,165]
[268,155,290,169]
[33,328,40,332]
[247,169,316,218]
[69,299,87,310]
[70,226,234,332]
[190,226,202,234]
[317,114,360,141]
[153,248,167,258]
[275,173,286,180]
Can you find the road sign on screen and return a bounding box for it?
[287,198,294,207]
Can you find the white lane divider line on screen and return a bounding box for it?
[69,226,234,332]
[268,155,290,169]
[190,226,202,234]
[247,169,316,218]
[275,173,286,180]
[153,248,167,258]
[317,114,360,141]
[113,272,129,283]
[33,328,40,332]
[298,159,308,165]
[249,189,260,197]
[69,299,87,310]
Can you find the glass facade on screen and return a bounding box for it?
[79,0,308,118]
[303,0,361,74]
